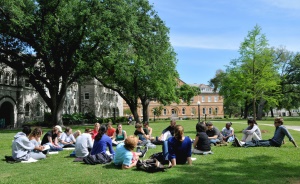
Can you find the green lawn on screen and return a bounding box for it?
[1,119,300,184]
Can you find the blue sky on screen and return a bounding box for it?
[148,0,300,85]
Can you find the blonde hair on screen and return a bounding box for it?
[124,135,138,151]
[73,130,82,138]
[174,125,184,142]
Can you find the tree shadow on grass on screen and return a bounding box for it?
[157,155,300,184]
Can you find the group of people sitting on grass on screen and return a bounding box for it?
[11,116,297,167]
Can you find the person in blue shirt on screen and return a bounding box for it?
[91,125,115,156]
[167,125,192,166]
[235,117,298,148]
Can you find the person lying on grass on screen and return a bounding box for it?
[234,117,298,148]
[113,135,147,169]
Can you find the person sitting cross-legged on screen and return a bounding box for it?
[193,122,213,155]
[221,122,235,143]
[234,117,298,148]
[206,122,223,146]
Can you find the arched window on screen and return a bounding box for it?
[202,108,206,114]
[25,103,30,116]
[215,108,218,115]
[163,109,167,115]
[209,108,212,114]
[4,73,9,85]
[10,74,15,85]
[182,108,186,115]
[0,71,3,84]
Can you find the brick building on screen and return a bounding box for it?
[123,79,224,121]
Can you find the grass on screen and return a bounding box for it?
[1,119,300,184]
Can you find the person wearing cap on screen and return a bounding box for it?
[221,122,235,142]
[206,122,223,145]
[41,125,63,152]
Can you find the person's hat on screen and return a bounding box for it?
[55,125,62,132]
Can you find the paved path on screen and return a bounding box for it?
[229,122,300,132]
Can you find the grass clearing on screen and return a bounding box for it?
[1,119,300,184]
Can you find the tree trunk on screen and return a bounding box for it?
[141,99,150,122]
[270,107,274,117]
[289,110,292,116]
[257,98,266,120]
[243,103,248,119]
[253,98,256,121]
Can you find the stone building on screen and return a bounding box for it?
[0,65,123,128]
[123,79,224,120]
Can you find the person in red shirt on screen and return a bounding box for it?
[91,122,100,140]
[106,122,116,139]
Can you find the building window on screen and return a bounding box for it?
[182,108,186,115]
[36,104,41,116]
[171,109,176,115]
[84,93,89,100]
[202,96,205,102]
[25,103,30,116]
[209,108,212,114]
[208,96,211,102]
[4,73,9,85]
[25,79,30,87]
[202,108,206,114]
[10,74,15,85]
[215,108,218,115]
[163,109,167,115]
[0,72,3,84]
[191,108,196,115]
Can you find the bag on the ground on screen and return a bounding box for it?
[83,152,112,165]
[5,156,20,164]
[149,152,169,165]
[136,158,171,173]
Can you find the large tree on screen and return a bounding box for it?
[93,0,178,122]
[0,0,132,125]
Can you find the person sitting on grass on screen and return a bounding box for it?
[91,122,100,140]
[59,127,76,148]
[240,119,262,144]
[91,125,115,156]
[158,119,176,141]
[143,121,155,141]
[12,126,44,161]
[29,127,48,159]
[206,122,223,145]
[112,123,127,145]
[113,135,148,169]
[75,128,93,159]
[167,125,192,166]
[134,122,149,145]
[106,122,116,139]
[193,122,212,155]
[234,117,298,148]
[221,122,235,143]
[41,125,63,152]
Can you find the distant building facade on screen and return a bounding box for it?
[123,79,224,120]
[0,65,123,128]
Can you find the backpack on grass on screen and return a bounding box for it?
[149,152,169,165]
[136,158,171,173]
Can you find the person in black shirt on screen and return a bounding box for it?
[193,122,212,154]
[158,119,176,141]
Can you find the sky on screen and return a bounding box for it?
[148,0,300,85]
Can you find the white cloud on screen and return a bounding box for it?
[170,34,242,50]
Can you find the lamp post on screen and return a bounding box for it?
[197,101,201,122]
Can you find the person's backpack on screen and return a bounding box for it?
[83,152,112,165]
[149,152,169,165]
[136,158,171,173]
